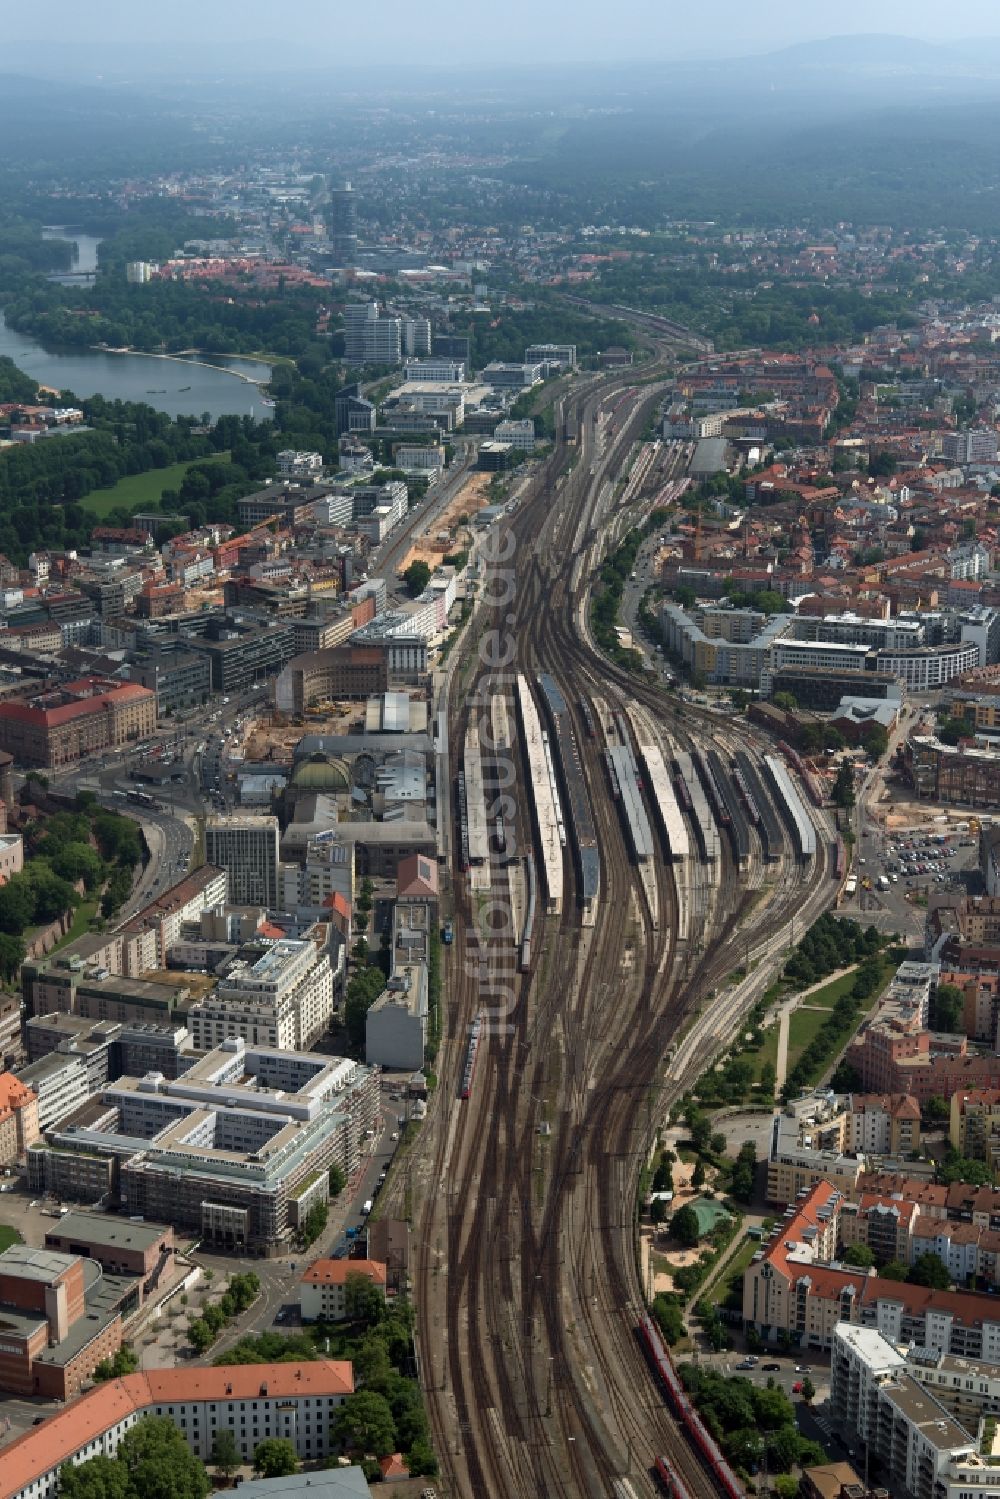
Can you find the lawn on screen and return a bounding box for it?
[708,1234,759,1307]
[47,900,98,954]
[81,454,230,518]
[0,1226,22,1252]
[786,1006,832,1073]
[799,969,864,1010]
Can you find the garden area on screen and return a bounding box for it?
[689,914,902,1108]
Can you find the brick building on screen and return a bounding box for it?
[0,1073,39,1164]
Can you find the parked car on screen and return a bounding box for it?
[761,1362,781,1371]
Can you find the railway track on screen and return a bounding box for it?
[408,358,838,1497]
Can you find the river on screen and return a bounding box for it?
[42,225,103,278]
[0,312,273,423]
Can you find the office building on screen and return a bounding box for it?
[274,645,388,715]
[334,383,376,437]
[205,815,280,908]
[525,342,577,370]
[343,302,401,367]
[0,1361,355,1499]
[0,678,156,769]
[494,418,536,452]
[29,1040,379,1252]
[186,613,296,694]
[125,641,211,718]
[16,1053,90,1131]
[276,450,324,480]
[328,178,358,268]
[0,1245,129,1402]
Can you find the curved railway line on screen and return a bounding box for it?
[407,358,838,1497]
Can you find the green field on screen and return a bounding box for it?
[49,900,99,953]
[81,454,230,518]
[708,1234,759,1307]
[0,1226,22,1252]
[799,969,864,1010]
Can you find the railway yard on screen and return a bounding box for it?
[395,356,842,1497]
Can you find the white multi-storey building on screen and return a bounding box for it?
[494,418,536,452]
[189,938,334,1051]
[402,358,465,382]
[2,1362,354,1499]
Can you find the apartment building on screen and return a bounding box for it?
[0,1074,39,1164]
[846,1093,923,1156]
[188,937,333,1052]
[839,1193,918,1265]
[0,1362,354,1499]
[299,1258,387,1322]
[909,735,1000,809]
[767,1102,864,1207]
[830,1324,975,1499]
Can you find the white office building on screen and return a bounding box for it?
[494,418,536,452]
[189,938,334,1051]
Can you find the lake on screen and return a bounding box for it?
[42,225,103,278]
[0,312,273,424]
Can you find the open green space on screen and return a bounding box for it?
[81,454,230,518]
[48,900,99,953]
[0,1225,23,1253]
[798,968,864,1010]
[708,1234,759,1308]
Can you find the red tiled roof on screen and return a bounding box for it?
[300,1258,386,1288]
[0,1362,353,1499]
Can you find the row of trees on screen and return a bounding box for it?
[187,1273,260,1356]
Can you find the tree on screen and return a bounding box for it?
[908,1253,952,1290]
[116,1417,210,1499]
[939,1153,995,1187]
[210,1431,240,1479]
[879,1260,910,1281]
[345,1270,387,1326]
[863,724,889,761]
[671,1205,701,1248]
[301,1200,328,1245]
[773,1477,800,1499]
[800,1375,816,1404]
[252,1440,298,1478]
[329,1163,347,1197]
[842,1243,875,1268]
[691,1159,706,1190]
[59,1458,132,1499]
[652,1293,685,1345]
[832,760,855,810]
[402,560,431,598]
[333,1390,397,1458]
[773,692,797,712]
[932,984,964,1034]
[93,1345,138,1381]
[710,1131,727,1156]
[188,1317,214,1353]
[924,1094,950,1123]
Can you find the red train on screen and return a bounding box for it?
[776,739,824,808]
[833,835,846,881]
[639,1314,743,1499]
[654,1455,693,1499]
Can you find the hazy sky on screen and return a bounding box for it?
[7,0,1000,67]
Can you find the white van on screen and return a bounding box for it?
[362,1199,373,1217]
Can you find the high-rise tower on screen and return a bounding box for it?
[328,178,358,268]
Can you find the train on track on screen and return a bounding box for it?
[654,1456,693,1498]
[456,769,471,872]
[578,697,597,740]
[521,854,537,971]
[460,1012,484,1100]
[639,1313,743,1499]
[776,739,824,809]
[537,673,600,916]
